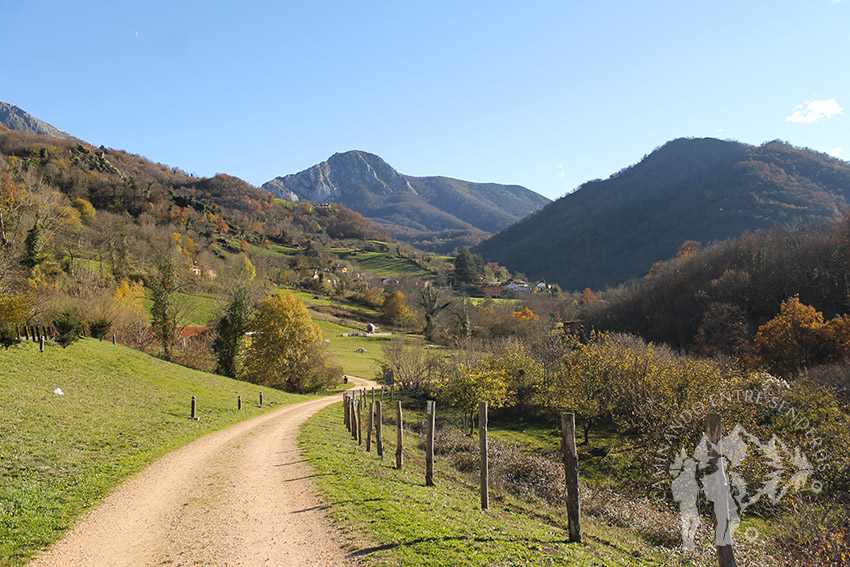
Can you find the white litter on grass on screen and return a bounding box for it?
[53,388,64,395]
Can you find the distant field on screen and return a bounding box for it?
[316,320,391,379]
[0,339,320,566]
[469,296,519,307]
[142,291,224,327]
[337,250,433,279]
[289,289,380,317]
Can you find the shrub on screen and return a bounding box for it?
[54,311,83,348]
[88,318,112,340]
[0,319,20,350]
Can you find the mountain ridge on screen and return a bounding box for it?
[262,150,551,252]
[0,102,79,141]
[473,137,850,291]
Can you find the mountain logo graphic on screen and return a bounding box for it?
[668,423,814,550]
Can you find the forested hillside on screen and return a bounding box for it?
[580,215,850,371]
[475,138,850,291]
[0,126,438,359]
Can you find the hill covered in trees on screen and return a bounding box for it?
[580,214,850,369]
[262,150,551,252]
[474,138,850,291]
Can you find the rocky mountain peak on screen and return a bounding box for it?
[0,102,78,141]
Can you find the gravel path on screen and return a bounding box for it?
[28,378,373,567]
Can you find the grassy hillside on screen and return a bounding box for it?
[0,339,317,566]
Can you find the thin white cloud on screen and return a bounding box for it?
[786,98,844,123]
[555,164,566,179]
[828,147,844,158]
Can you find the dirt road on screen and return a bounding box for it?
[29,379,373,567]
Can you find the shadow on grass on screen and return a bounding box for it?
[348,534,576,558]
[281,473,336,482]
[293,497,384,514]
[272,459,308,467]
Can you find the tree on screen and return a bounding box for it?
[72,198,96,225]
[110,230,131,281]
[23,218,45,269]
[242,291,340,393]
[382,290,415,328]
[419,285,451,341]
[0,319,19,350]
[148,253,179,360]
[239,256,256,282]
[380,335,439,395]
[755,296,850,375]
[213,287,254,378]
[54,311,83,348]
[452,247,484,286]
[433,350,514,434]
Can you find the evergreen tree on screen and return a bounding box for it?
[0,319,19,350]
[213,287,254,377]
[54,311,83,348]
[23,219,44,269]
[452,247,484,286]
[149,253,178,360]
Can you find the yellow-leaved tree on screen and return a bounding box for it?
[433,346,532,434]
[755,296,850,376]
[242,291,340,393]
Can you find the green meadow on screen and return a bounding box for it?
[0,339,317,566]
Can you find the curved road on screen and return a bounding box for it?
[29,377,374,567]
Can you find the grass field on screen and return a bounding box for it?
[141,291,225,327]
[317,320,391,379]
[300,404,691,567]
[0,339,321,566]
[337,250,433,279]
[290,289,380,317]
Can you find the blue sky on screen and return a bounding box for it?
[2,1,847,200]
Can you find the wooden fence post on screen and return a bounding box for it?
[706,413,737,567]
[190,396,197,420]
[259,392,264,407]
[479,401,489,510]
[40,336,45,353]
[425,400,435,486]
[376,400,384,458]
[344,393,350,429]
[366,402,374,452]
[351,398,359,440]
[357,398,363,445]
[347,396,353,435]
[238,395,242,411]
[561,412,581,542]
[395,400,403,469]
